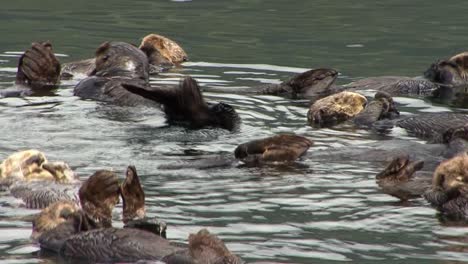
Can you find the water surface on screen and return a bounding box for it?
[0,1,468,263]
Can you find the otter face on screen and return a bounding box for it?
[234,134,313,164]
[93,42,149,81]
[432,154,468,196]
[307,91,367,127]
[425,52,468,87]
[139,34,188,65]
[42,161,78,184]
[31,201,79,241]
[285,68,338,96]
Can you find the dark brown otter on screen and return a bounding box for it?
[234,134,312,164]
[78,169,120,228]
[424,52,468,87]
[122,76,241,131]
[15,41,61,89]
[121,165,145,224]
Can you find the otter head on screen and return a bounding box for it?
[188,229,243,264]
[424,52,468,87]
[0,150,52,181]
[234,134,313,164]
[284,68,338,97]
[376,155,424,181]
[432,153,468,198]
[78,170,120,228]
[139,33,188,66]
[121,165,145,224]
[93,41,149,81]
[16,41,61,89]
[307,91,367,127]
[31,200,79,241]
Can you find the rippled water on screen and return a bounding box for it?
[1,1,468,263]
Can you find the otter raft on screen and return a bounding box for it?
[1,1,468,263]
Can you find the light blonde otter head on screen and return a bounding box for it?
[139,33,188,64]
[0,150,76,183]
[308,91,367,127]
[31,200,80,241]
[432,153,468,194]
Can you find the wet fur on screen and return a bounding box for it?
[121,165,145,223]
[234,134,313,164]
[307,91,367,127]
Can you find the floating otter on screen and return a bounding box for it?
[122,76,241,131]
[424,52,468,87]
[307,91,367,127]
[375,125,468,201]
[424,153,468,220]
[32,169,121,242]
[396,112,468,143]
[0,42,61,98]
[37,165,242,263]
[61,33,187,78]
[234,134,313,165]
[0,149,76,184]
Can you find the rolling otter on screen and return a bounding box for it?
[122,76,241,131]
[375,124,468,201]
[234,134,313,165]
[61,33,187,78]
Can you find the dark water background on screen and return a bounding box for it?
[0,0,468,263]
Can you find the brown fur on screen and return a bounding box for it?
[121,166,145,224]
[15,41,61,88]
[139,34,188,65]
[448,52,468,81]
[31,201,79,240]
[307,91,367,127]
[234,134,313,164]
[0,150,76,183]
[78,170,120,227]
[432,153,468,193]
[189,229,243,264]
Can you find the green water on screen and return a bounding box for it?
[0,1,467,263]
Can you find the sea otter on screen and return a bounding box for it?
[307,91,399,128]
[61,33,187,78]
[37,165,242,263]
[424,52,468,87]
[375,124,468,201]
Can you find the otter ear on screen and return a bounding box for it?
[95,41,111,57]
